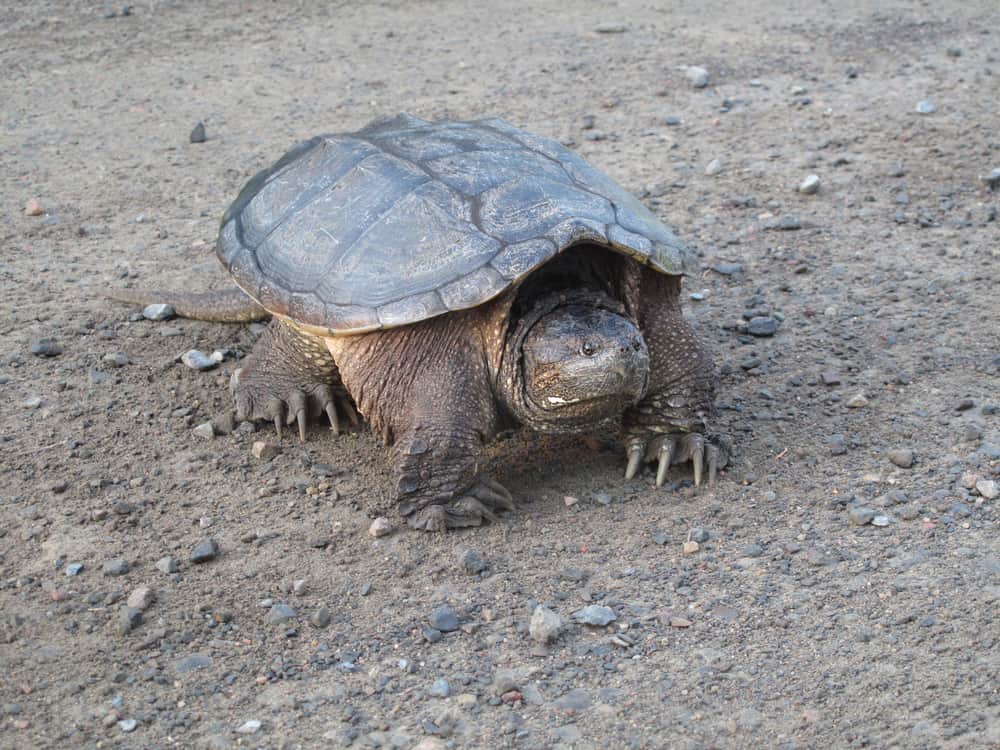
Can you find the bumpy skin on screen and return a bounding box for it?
[325,298,514,530]
[232,318,357,440]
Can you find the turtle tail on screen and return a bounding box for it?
[105,287,269,323]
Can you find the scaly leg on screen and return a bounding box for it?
[233,318,357,440]
[623,268,728,488]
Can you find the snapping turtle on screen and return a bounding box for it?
[112,114,726,530]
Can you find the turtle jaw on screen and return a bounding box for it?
[517,303,650,431]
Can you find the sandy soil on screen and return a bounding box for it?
[2,1,999,748]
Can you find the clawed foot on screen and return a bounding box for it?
[624,433,729,488]
[231,368,359,441]
[406,476,515,532]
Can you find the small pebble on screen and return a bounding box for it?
[747,316,778,336]
[181,350,217,371]
[573,605,616,626]
[872,515,892,527]
[799,174,820,194]
[127,587,155,611]
[252,441,281,461]
[976,479,998,499]
[846,394,868,408]
[102,352,129,367]
[192,422,215,440]
[369,517,393,538]
[103,558,130,576]
[190,121,206,143]
[530,605,562,643]
[118,607,142,634]
[704,158,723,176]
[690,528,710,543]
[428,678,451,698]
[30,338,62,357]
[946,46,963,57]
[594,22,626,33]
[888,448,914,468]
[236,720,261,734]
[982,168,1000,191]
[268,604,296,624]
[24,199,44,216]
[429,605,459,632]
[190,539,219,564]
[685,66,709,88]
[64,563,84,576]
[683,540,700,554]
[118,719,138,733]
[142,303,175,321]
[849,506,876,525]
[310,607,331,628]
[915,99,936,114]
[828,434,848,455]
[156,556,179,574]
[460,548,487,575]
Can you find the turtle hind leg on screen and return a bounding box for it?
[106,287,269,322]
[233,318,357,440]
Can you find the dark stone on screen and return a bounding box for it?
[747,317,779,336]
[189,121,206,143]
[190,539,219,564]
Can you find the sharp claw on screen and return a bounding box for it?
[655,439,675,487]
[625,439,645,480]
[691,443,704,487]
[296,410,307,442]
[479,477,514,509]
[338,396,360,426]
[267,397,284,439]
[325,403,340,435]
[707,444,719,486]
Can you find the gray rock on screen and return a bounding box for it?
[983,168,1000,191]
[554,687,592,711]
[103,558,129,576]
[976,479,998,499]
[236,720,261,734]
[459,548,487,575]
[142,303,175,321]
[685,66,709,88]
[573,605,616,626]
[190,539,219,564]
[690,528,710,543]
[428,678,450,698]
[872,514,892,527]
[64,563,84,576]
[422,626,443,643]
[530,605,562,643]
[829,434,848,455]
[704,158,723,176]
[429,605,459,632]
[915,99,936,114]
[190,121,206,143]
[118,718,138,733]
[181,350,217,371]
[156,556,179,574]
[594,22,626,33]
[268,604,297,624]
[747,316,779,336]
[30,338,62,357]
[192,422,215,439]
[594,492,612,506]
[118,606,142,634]
[799,174,820,194]
[102,352,129,368]
[174,653,212,673]
[310,607,331,628]
[127,587,155,611]
[888,448,914,468]
[849,506,876,525]
[664,115,681,126]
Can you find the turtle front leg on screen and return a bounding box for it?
[326,309,513,531]
[623,269,728,488]
[233,318,358,440]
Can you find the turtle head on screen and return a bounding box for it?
[515,302,649,430]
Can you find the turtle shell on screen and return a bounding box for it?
[217,113,694,334]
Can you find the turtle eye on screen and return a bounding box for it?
[580,341,597,357]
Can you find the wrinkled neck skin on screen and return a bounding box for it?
[497,289,649,433]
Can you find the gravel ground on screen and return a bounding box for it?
[1,1,999,748]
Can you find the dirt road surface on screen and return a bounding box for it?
[2,1,998,747]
